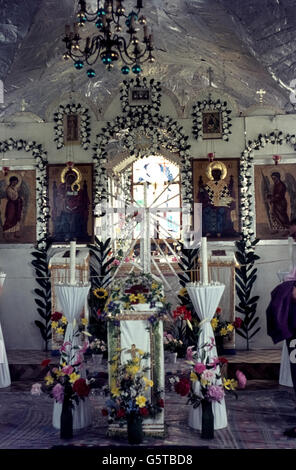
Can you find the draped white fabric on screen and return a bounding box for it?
[52,284,92,430]
[186,284,227,430]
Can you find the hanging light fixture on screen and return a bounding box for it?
[62,0,155,77]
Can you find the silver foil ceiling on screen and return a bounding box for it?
[0,0,295,119]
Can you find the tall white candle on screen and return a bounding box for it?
[201,237,208,285]
[70,241,76,285]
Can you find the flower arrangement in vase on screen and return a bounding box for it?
[101,344,164,444]
[31,323,91,439]
[163,332,183,363]
[171,341,246,439]
[106,272,170,315]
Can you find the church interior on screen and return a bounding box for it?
[1,0,296,455]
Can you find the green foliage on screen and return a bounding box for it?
[31,242,52,351]
[87,236,115,340]
[235,237,261,350]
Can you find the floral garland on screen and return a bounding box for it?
[120,77,162,117]
[239,130,296,250]
[192,98,232,141]
[53,103,91,150]
[0,138,49,249]
[93,115,192,205]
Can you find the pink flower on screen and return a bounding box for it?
[62,365,74,375]
[186,346,195,361]
[52,383,64,403]
[31,383,42,396]
[210,357,220,369]
[206,385,225,402]
[208,337,216,351]
[73,351,83,366]
[60,341,71,352]
[81,340,89,354]
[124,257,130,263]
[113,259,120,266]
[236,370,247,389]
[201,369,215,382]
[194,363,206,374]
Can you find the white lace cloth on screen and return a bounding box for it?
[186,283,227,430]
[52,284,92,430]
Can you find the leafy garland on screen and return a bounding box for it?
[192,98,232,141]
[53,103,91,150]
[0,138,49,250]
[92,114,192,205]
[31,242,52,351]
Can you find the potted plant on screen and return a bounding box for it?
[163,332,184,363]
[210,307,235,355]
[88,338,107,366]
[101,345,164,444]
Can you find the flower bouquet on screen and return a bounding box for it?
[171,342,246,439]
[101,345,164,444]
[31,323,91,439]
[210,307,234,355]
[89,338,107,355]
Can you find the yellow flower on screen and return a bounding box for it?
[227,324,234,332]
[93,287,108,299]
[190,371,198,382]
[55,369,64,378]
[56,327,64,335]
[129,294,138,303]
[211,318,219,330]
[137,349,144,356]
[223,378,238,391]
[51,321,58,330]
[69,372,80,383]
[45,374,54,386]
[136,395,147,408]
[143,377,154,388]
[136,293,146,304]
[220,327,228,336]
[112,354,119,361]
[61,316,68,325]
[81,318,88,326]
[159,297,166,303]
[179,287,187,297]
[151,282,159,290]
[126,365,140,376]
[110,364,118,373]
[201,378,209,387]
[111,386,120,397]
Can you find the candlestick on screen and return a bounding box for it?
[201,237,208,285]
[70,241,76,285]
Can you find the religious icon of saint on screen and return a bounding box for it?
[197,161,238,238]
[2,175,23,240]
[66,114,79,142]
[202,111,222,137]
[52,166,90,242]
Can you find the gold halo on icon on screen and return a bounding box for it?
[5,172,22,187]
[206,161,227,181]
[60,166,82,191]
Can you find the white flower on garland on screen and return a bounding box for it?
[192,98,232,141]
[53,103,91,150]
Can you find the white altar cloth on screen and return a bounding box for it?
[52,284,92,430]
[186,283,227,430]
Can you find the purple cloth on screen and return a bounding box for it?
[266,281,296,344]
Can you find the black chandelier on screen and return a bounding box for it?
[63,0,155,77]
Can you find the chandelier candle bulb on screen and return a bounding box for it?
[201,237,208,285]
[70,241,76,285]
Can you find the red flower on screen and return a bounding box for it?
[41,359,51,368]
[116,408,126,418]
[173,306,192,321]
[157,399,164,408]
[175,377,191,396]
[101,408,108,416]
[216,307,222,315]
[51,311,63,322]
[139,407,149,417]
[125,284,149,294]
[73,378,90,398]
[219,357,228,365]
[233,317,243,329]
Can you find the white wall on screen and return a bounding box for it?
[0,91,295,350]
